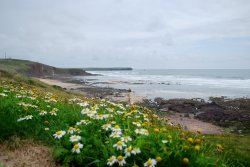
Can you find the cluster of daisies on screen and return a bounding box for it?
[0,82,60,123]
[50,95,168,167]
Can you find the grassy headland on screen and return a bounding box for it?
[0,58,92,77]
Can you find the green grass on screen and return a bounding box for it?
[205,134,250,167]
[0,59,33,73]
[0,72,249,167]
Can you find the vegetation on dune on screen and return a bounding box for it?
[0,73,249,167]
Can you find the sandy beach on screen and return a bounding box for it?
[37,78,145,104]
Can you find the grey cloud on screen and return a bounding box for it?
[0,0,250,68]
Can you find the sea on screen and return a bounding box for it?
[74,69,250,100]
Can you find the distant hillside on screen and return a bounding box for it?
[82,67,133,71]
[0,59,92,77]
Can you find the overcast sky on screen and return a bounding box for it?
[0,0,250,69]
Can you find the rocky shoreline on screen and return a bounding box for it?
[39,75,250,134]
[138,97,250,134]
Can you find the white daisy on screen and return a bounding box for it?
[132,121,141,127]
[81,108,90,115]
[53,130,66,139]
[112,125,122,132]
[117,155,126,166]
[70,135,81,142]
[121,136,132,143]
[102,123,112,131]
[144,158,157,167]
[132,147,141,155]
[110,131,122,138]
[72,143,83,153]
[39,110,47,116]
[113,141,126,150]
[107,156,116,166]
[124,146,133,157]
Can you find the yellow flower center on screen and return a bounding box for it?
[113,133,119,137]
[117,141,123,145]
[73,136,78,139]
[114,125,120,129]
[183,145,189,150]
[56,131,62,135]
[182,158,189,165]
[117,156,123,161]
[127,147,132,152]
[74,144,79,149]
[156,156,162,162]
[187,137,193,143]
[108,157,114,162]
[194,145,200,151]
[69,127,74,131]
[147,160,153,166]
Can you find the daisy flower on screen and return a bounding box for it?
[78,101,89,107]
[49,110,57,116]
[110,131,122,138]
[72,143,83,153]
[95,114,105,120]
[117,155,126,166]
[124,146,133,157]
[53,130,66,139]
[102,123,112,131]
[113,141,126,150]
[17,115,33,122]
[87,110,97,117]
[70,135,81,142]
[135,129,149,135]
[144,158,157,167]
[39,110,47,116]
[107,156,116,166]
[81,108,90,115]
[112,125,122,132]
[121,136,132,143]
[76,119,91,126]
[132,147,141,155]
[68,127,76,134]
[132,121,141,127]
[0,93,7,97]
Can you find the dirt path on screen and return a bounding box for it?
[0,139,59,167]
[169,113,224,134]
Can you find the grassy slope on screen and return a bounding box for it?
[206,134,250,167]
[0,59,33,73]
[0,71,250,167]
